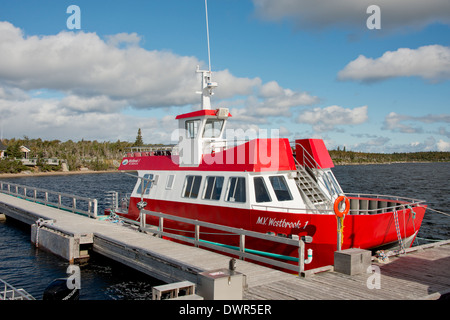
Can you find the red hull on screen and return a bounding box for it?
[117,196,426,271]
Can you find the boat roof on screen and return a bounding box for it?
[175,109,232,120]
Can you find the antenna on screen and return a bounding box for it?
[196,0,217,110]
[204,0,212,72]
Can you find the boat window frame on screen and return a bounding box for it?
[202,118,224,138]
[185,119,201,139]
[166,174,175,190]
[182,175,202,199]
[226,176,246,203]
[203,176,225,201]
[136,173,153,195]
[269,175,293,201]
[253,176,272,203]
[327,171,342,195]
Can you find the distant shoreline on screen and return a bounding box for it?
[333,160,449,166]
[0,169,119,179]
[0,161,448,179]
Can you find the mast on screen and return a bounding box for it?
[196,0,217,110]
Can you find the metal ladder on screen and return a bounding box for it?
[294,164,332,211]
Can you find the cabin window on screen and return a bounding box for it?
[253,177,271,203]
[203,119,224,138]
[226,177,246,203]
[136,174,154,195]
[327,171,342,195]
[166,174,175,190]
[269,176,293,201]
[182,175,202,198]
[185,120,200,138]
[203,176,224,200]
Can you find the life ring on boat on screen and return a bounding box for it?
[334,196,350,218]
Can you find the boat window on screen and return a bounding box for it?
[269,176,293,201]
[226,177,246,203]
[253,177,271,203]
[203,119,224,138]
[182,175,202,198]
[322,175,333,196]
[327,171,342,195]
[166,174,175,190]
[185,120,200,138]
[203,176,224,200]
[136,174,153,195]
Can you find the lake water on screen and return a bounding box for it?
[0,162,449,299]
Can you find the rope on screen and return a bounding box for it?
[393,209,405,254]
[336,215,344,248]
[427,207,450,217]
[34,218,53,248]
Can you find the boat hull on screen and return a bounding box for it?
[116,196,426,271]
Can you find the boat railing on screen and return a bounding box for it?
[251,193,426,215]
[1,279,35,300]
[251,204,333,214]
[344,193,426,215]
[124,139,265,158]
[291,141,324,170]
[0,181,98,219]
[125,145,175,157]
[136,209,312,275]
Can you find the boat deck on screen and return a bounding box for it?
[1,192,449,300]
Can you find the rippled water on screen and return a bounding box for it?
[0,163,449,299]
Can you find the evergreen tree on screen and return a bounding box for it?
[133,128,144,146]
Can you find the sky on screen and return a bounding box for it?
[0,0,449,153]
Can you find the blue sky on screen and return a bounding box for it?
[0,0,449,153]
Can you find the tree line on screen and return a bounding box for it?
[329,149,450,165]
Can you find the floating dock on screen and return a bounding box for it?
[1,189,449,300]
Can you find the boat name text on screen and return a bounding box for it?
[256,216,304,229]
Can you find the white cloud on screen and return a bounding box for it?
[0,21,323,142]
[0,21,262,109]
[252,0,450,31]
[382,112,450,133]
[338,45,450,83]
[0,95,175,142]
[297,105,368,132]
[105,32,142,48]
[238,81,318,118]
[437,139,450,151]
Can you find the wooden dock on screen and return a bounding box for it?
[1,191,449,300]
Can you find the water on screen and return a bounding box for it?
[0,163,449,299]
[332,162,450,241]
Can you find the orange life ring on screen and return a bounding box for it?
[334,196,350,218]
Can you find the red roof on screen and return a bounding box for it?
[175,109,232,120]
[295,139,334,169]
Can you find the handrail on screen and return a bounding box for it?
[251,193,425,215]
[345,192,426,204]
[1,279,35,300]
[138,209,309,274]
[292,142,323,170]
[0,181,98,218]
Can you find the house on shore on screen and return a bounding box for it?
[0,141,7,159]
[0,141,60,166]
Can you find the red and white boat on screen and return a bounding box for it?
[111,65,427,272]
